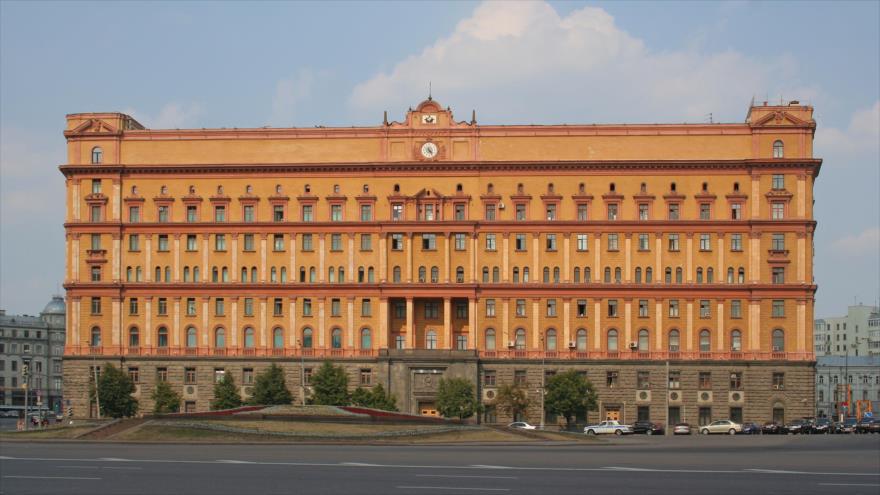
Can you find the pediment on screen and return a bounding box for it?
[412,188,446,199]
[751,110,809,127]
[69,118,120,135]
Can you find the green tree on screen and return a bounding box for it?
[310,361,349,406]
[250,363,293,405]
[350,383,398,411]
[544,370,598,429]
[91,363,138,418]
[436,377,478,420]
[151,381,181,414]
[211,373,242,410]
[493,384,531,421]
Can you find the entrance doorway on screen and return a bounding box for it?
[604,407,620,421]
[419,402,438,417]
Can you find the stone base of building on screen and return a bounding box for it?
[63,352,815,426]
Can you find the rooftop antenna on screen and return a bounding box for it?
[428,81,432,101]
[705,113,714,124]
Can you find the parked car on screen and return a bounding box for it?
[672,423,692,435]
[584,420,634,436]
[740,422,762,435]
[785,419,813,435]
[700,420,743,435]
[813,418,832,434]
[835,417,859,434]
[761,422,787,434]
[508,422,537,430]
[632,421,664,435]
[856,418,880,434]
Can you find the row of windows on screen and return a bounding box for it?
[484,369,770,391]
[124,366,376,387]
[817,374,880,385]
[119,296,373,319]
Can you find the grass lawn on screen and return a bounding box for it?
[0,425,98,440]
[210,420,450,435]
[113,424,291,443]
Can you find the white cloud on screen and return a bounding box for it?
[124,102,202,129]
[815,100,880,162]
[832,227,880,256]
[269,69,318,126]
[350,1,816,124]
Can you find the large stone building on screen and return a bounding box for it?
[61,98,819,425]
[814,304,879,357]
[0,297,67,412]
[815,356,880,419]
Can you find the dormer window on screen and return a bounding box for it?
[773,140,784,158]
[702,182,708,192]
[517,183,524,194]
[91,146,103,164]
[548,183,554,194]
[733,182,740,192]
[640,182,647,193]
[131,185,138,195]
[579,183,586,194]
[217,185,224,195]
[487,183,494,194]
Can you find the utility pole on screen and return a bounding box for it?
[22,360,30,431]
[665,360,670,436]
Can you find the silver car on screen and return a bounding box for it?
[700,420,743,435]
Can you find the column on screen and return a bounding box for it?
[594,302,601,349]
[502,298,510,346]
[470,234,479,283]
[594,233,602,281]
[502,234,510,282]
[797,232,806,283]
[654,233,662,284]
[231,234,239,282]
[231,297,239,347]
[469,298,478,349]
[72,235,81,281]
[750,175,761,218]
[173,234,181,282]
[532,234,540,284]
[624,299,632,346]
[112,234,121,282]
[797,299,807,352]
[289,234,297,283]
[260,234,267,282]
[347,298,355,348]
[749,232,761,283]
[444,233,451,283]
[716,301,725,351]
[443,297,452,349]
[379,234,387,283]
[797,174,806,217]
[72,179,80,221]
[654,300,663,350]
[748,300,760,351]
[686,233,694,283]
[406,297,415,349]
[685,299,693,352]
[379,298,389,348]
[563,298,571,347]
[532,299,540,349]
[347,234,355,280]
[201,234,209,281]
[717,234,725,282]
[202,298,210,346]
[259,298,267,348]
[145,235,152,281]
[111,179,121,220]
[318,298,326,347]
[406,234,413,283]
[624,234,632,282]
[563,233,571,282]
[173,297,181,347]
[318,234,326,283]
[289,298,297,346]
[111,297,121,347]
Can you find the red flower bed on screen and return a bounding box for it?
[159,405,265,418]
[340,407,448,422]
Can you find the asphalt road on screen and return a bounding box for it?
[1,435,878,495]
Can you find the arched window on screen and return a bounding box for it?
[772,329,785,351]
[222,266,229,282]
[607,329,619,351]
[546,329,557,351]
[523,267,530,282]
[393,266,401,283]
[90,326,101,346]
[299,266,306,282]
[431,266,439,283]
[338,266,345,283]
[573,267,581,283]
[426,330,437,350]
[576,329,588,351]
[273,327,283,349]
[638,329,649,351]
[358,267,366,283]
[215,327,226,348]
[127,266,133,282]
[635,267,642,283]
[156,266,162,282]
[137,266,143,281]
[604,267,611,283]
[583,267,590,283]
[244,327,255,348]
[731,330,742,352]
[165,266,171,282]
[699,329,711,352]
[773,140,784,158]
[331,328,342,349]
[675,267,683,284]
[157,327,168,347]
[309,267,316,282]
[665,267,672,283]
[513,267,520,283]
[669,329,680,352]
[485,328,496,350]
[186,327,197,348]
[329,266,336,283]
[696,267,704,283]
[614,267,621,283]
[280,267,286,283]
[727,267,734,283]
[241,267,248,282]
[645,267,653,283]
[183,266,190,282]
[515,328,526,350]
[91,146,103,164]
[368,267,375,282]
[212,267,219,282]
[553,267,560,283]
[707,267,714,283]
[360,328,371,349]
[543,267,550,283]
[456,266,465,283]
[493,266,500,283]
[737,267,745,283]
[482,266,489,283]
[302,328,313,348]
[270,267,278,283]
[128,327,140,348]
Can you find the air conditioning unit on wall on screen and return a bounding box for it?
[568,341,576,349]
[636,390,651,403]
[508,341,516,348]
[482,389,497,401]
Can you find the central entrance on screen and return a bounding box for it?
[419,402,438,417]
[604,407,621,421]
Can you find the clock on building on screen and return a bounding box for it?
[421,141,439,159]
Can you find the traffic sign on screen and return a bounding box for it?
[865,411,874,418]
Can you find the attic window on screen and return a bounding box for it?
[733,182,740,192]
[609,183,616,192]
[548,183,554,193]
[246,185,253,194]
[702,182,708,192]
[305,184,311,193]
[640,182,646,193]
[487,183,494,194]
[456,183,463,193]
[333,184,340,194]
[517,183,524,194]
[217,185,224,195]
[275,184,282,194]
[160,185,168,195]
[131,186,138,195]
[773,140,784,158]
[394,184,400,193]
[91,146,103,164]
[189,185,196,194]
[363,184,369,193]
[579,183,585,194]
[670,182,677,192]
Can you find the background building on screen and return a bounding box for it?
[815,356,880,419]
[61,99,819,425]
[813,304,879,357]
[0,296,66,412]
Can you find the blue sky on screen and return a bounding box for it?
[1,0,878,317]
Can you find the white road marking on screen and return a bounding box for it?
[819,483,880,487]
[3,476,101,481]
[397,487,510,492]
[416,474,518,480]
[1,457,878,477]
[58,466,142,470]
[342,462,382,467]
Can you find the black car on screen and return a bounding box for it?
[761,422,788,434]
[813,418,832,434]
[785,419,813,434]
[835,417,859,434]
[632,421,664,435]
[741,422,761,435]
[856,418,880,434]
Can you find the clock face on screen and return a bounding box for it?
[421,142,439,159]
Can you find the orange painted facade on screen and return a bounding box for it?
[60,99,819,365]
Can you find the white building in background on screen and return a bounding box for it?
[813,304,879,357]
[815,356,880,419]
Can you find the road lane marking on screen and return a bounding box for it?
[398,487,510,492]
[58,466,142,470]
[3,476,101,480]
[417,475,518,480]
[819,483,880,487]
[217,459,255,464]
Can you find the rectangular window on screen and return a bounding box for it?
[214,205,226,222]
[214,234,226,251]
[393,302,405,319]
[273,205,284,222]
[301,234,313,251]
[731,203,742,220]
[607,233,619,251]
[576,234,588,251]
[455,233,466,251]
[274,298,283,316]
[330,233,342,251]
[638,203,649,220]
[698,407,712,427]
[575,299,588,318]
[514,370,527,387]
[157,206,169,223]
[392,203,403,221]
[186,205,198,223]
[484,370,497,387]
[91,178,102,194]
[771,202,785,220]
[128,234,140,252]
[699,372,712,389]
[360,234,372,251]
[391,233,404,251]
[213,368,225,384]
[244,298,254,317]
[729,372,743,390]
[243,205,255,222]
[91,297,102,315]
[331,298,341,317]
[606,371,619,388]
[484,233,497,251]
[546,204,557,221]
[772,174,784,190]
[515,203,527,221]
[699,233,711,251]
[546,299,557,317]
[454,203,465,220]
[668,234,679,251]
[422,204,435,221]
[273,234,284,251]
[359,369,373,386]
[215,298,225,316]
[668,203,680,220]
[360,204,373,221]
[772,372,785,390]
[302,205,314,222]
[699,203,711,220]
[243,234,255,251]
[545,234,556,251]
[128,367,140,383]
[186,234,197,251]
[700,300,710,318]
[772,267,785,284]
[577,203,588,221]
[516,299,526,317]
[486,299,496,317]
[607,299,618,317]
[90,233,102,250]
[157,234,169,252]
[772,233,785,251]
[668,371,681,389]
[157,367,168,382]
[331,204,343,221]
[772,299,785,317]
[638,233,649,251]
[361,298,372,317]
[485,204,496,221]
[422,234,437,250]
[303,298,312,316]
[424,302,439,319]
[90,266,102,282]
[730,300,742,318]
[607,203,618,220]
[515,234,527,251]
[639,299,648,317]
[669,300,680,317]
[185,367,197,385]
[637,371,651,390]
[730,233,742,251]
[90,205,102,222]
[186,298,196,316]
[456,301,468,319]
[243,368,254,385]
[128,206,140,223]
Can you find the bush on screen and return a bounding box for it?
[544,370,598,428]
[310,361,349,406]
[250,363,293,405]
[492,384,530,421]
[91,363,138,418]
[211,373,242,410]
[350,383,398,411]
[436,377,478,420]
[151,381,181,414]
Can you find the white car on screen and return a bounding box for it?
[508,421,537,430]
[700,420,743,435]
[584,420,634,436]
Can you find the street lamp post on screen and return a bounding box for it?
[86,340,100,420]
